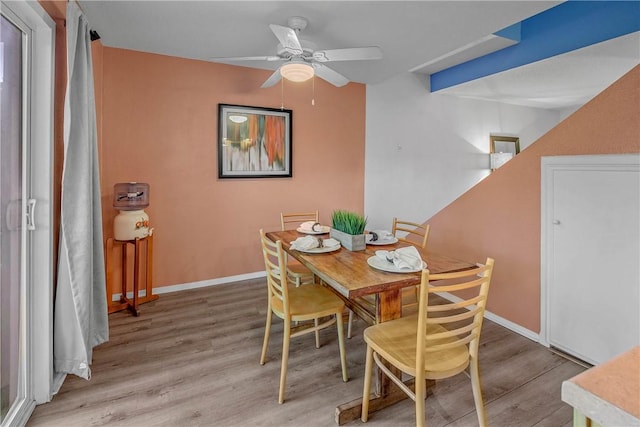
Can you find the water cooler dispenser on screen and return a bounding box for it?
[113,182,150,241]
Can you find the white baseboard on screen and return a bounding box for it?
[111,271,267,301]
[110,274,539,343]
[3,398,35,427]
[436,291,540,342]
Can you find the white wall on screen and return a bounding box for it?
[364,71,573,230]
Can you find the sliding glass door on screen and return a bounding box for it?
[1,2,54,425]
[1,11,27,423]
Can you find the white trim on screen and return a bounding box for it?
[111,271,267,300]
[1,399,35,427]
[26,0,55,404]
[436,291,539,342]
[113,273,542,343]
[155,271,266,295]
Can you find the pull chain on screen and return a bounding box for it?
[280,77,284,110]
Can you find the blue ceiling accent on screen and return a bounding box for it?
[430,1,640,92]
[494,22,521,42]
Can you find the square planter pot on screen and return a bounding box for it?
[330,228,366,251]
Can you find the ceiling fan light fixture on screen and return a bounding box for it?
[280,61,314,82]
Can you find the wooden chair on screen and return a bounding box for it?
[259,229,348,404]
[393,217,430,315]
[392,217,430,248]
[361,258,495,427]
[281,211,324,347]
[280,211,318,287]
[346,218,430,338]
[280,211,320,232]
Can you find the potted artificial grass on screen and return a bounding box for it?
[330,210,367,251]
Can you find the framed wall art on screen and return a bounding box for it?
[490,135,520,170]
[218,104,293,178]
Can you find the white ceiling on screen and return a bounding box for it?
[79,1,640,110]
[434,31,640,109]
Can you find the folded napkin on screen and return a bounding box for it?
[299,221,326,232]
[366,230,394,242]
[290,235,340,251]
[376,246,424,269]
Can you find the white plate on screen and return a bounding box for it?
[297,226,330,235]
[367,255,426,273]
[297,244,341,254]
[366,236,398,246]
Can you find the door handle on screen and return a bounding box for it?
[552,219,561,225]
[26,199,36,231]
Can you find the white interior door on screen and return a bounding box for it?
[541,154,640,365]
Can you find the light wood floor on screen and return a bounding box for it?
[28,278,584,427]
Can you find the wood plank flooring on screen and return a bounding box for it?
[27,278,584,427]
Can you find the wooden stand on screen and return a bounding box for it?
[105,235,158,316]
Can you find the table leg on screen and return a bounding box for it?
[120,241,128,304]
[106,237,157,315]
[106,239,132,314]
[336,288,419,425]
[375,289,403,396]
[105,238,114,304]
[146,234,153,299]
[128,238,141,316]
[139,235,159,306]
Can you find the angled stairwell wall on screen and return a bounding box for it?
[425,65,640,334]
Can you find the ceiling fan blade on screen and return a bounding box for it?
[210,55,282,62]
[312,63,349,87]
[269,24,303,55]
[261,69,282,88]
[312,46,383,62]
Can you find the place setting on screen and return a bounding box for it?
[289,235,341,253]
[296,221,330,235]
[367,245,426,273]
[365,229,398,246]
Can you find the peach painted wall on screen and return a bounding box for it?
[98,48,366,291]
[425,65,640,333]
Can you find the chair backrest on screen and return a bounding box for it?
[259,229,290,316]
[416,258,495,368]
[281,211,319,231]
[392,218,430,249]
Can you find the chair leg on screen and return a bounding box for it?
[415,372,425,427]
[347,310,354,339]
[470,357,488,427]
[361,345,374,422]
[315,318,320,348]
[335,312,348,382]
[260,309,272,365]
[278,319,291,404]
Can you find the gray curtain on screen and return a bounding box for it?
[54,1,108,380]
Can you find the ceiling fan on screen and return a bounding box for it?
[211,16,383,88]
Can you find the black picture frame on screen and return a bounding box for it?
[218,104,293,179]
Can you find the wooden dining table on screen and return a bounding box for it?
[265,229,476,425]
